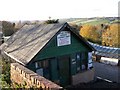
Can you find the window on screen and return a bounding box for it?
[35,60,50,79]
[43,60,48,68]
[81,52,85,60]
[37,62,42,68]
[35,62,38,68]
[81,52,88,70]
[76,52,88,73]
[76,53,81,72]
[35,60,49,68]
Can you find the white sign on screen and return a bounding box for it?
[57,31,71,46]
[88,52,92,63]
[88,63,93,69]
[88,52,93,69]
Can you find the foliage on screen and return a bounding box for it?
[80,24,102,44]
[45,19,59,24]
[0,57,28,89]
[2,21,15,36]
[0,57,11,89]
[0,80,11,89]
[83,19,110,25]
[102,23,120,47]
[13,81,27,88]
[80,22,120,48]
[69,23,82,34]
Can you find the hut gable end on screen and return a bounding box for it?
[1,22,94,65]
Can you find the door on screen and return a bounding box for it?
[58,56,70,87]
[50,58,59,83]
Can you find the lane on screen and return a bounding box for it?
[93,62,120,83]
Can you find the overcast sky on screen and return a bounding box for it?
[0,0,119,21]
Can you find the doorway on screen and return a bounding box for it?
[58,55,71,87]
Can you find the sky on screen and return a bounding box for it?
[0,0,119,21]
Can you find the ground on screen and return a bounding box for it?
[66,78,119,89]
[93,62,120,83]
[66,61,120,89]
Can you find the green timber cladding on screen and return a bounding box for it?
[1,22,95,87]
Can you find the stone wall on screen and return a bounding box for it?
[11,63,62,89]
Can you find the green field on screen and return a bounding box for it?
[69,18,111,26]
[83,19,110,25]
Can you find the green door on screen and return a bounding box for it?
[50,58,59,82]
[58,56,70,87]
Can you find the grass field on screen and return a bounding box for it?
[69,18,111,26]
[83,19,110,25]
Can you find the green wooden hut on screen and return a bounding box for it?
[1,22,95,87]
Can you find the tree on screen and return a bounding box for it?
[69,23,82,34]
[2,21,15,36]
[0,56,11,88]
[45,19,59,24]
[80,24,101,44]
[102,23,120,47]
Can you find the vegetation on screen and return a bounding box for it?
[0,56,28,89]
[45,19,59,24]
[2,21,15,36]
[69,23,82,33]
[80,24,102,44]
[83,19,110,25]
[13,81,27,89]
[79,22,120,48]
[102,23,120,47]
[1,17,119,48]
[0,56,11,89]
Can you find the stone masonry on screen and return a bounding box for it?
[11,63,62,89]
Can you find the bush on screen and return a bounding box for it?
[2,21,15,36]
[0,57,11,88]
[45,19,59,24]
[80,24,102,44]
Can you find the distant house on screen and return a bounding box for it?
[1,22,95,87]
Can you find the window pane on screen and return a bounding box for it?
[81,52,85,60]
[81,52,87,70]
[43,60,48,68]
[35,62,38,68]
[38,62,42,68]
[76,53,81,72]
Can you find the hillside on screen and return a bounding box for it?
[68,17,119,48]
